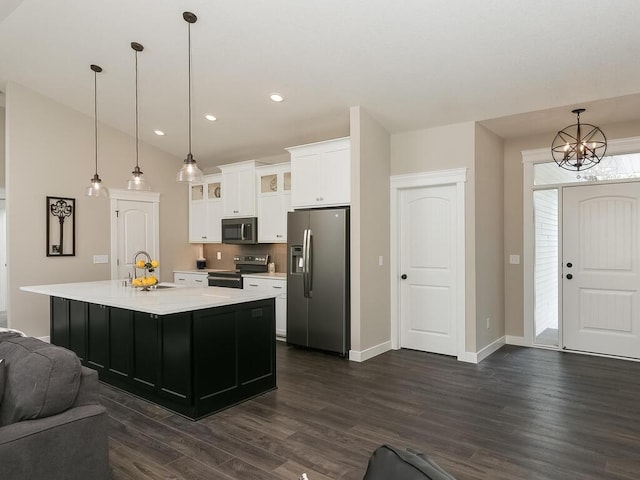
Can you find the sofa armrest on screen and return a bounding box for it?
[73,366,100,407]
[0,405,111,480]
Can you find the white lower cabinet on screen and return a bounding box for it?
[243,276,287,339]
[173,271,208,287]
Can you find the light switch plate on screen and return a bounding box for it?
[93,255,109,264]
[509,254,520,265]
[378,255,384,266]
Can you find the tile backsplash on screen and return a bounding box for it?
[202,243,287,272]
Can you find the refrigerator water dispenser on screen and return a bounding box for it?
[290,246,303,274]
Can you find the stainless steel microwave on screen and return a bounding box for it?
[221,217,258,244]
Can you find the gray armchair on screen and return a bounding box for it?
[0,334,110,480]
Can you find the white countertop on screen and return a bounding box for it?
[21,280,278,315]
[242,272,287,280]
[173,269,227,274]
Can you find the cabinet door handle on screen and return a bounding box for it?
[248,283,259,287]
[272,286,283,289]
[195,279,203,283]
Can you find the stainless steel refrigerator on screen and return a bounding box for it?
[287,208,350,356]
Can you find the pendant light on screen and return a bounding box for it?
[127,42,150,191]
[86,64,108,197]
[177,11,205,183]
[551,108,607,171]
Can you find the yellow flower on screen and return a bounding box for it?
[150,260,159,268]
[136,260,145,268]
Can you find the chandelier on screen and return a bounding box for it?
[551,108,607,171]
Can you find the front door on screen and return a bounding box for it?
[399,184,458,356]
[563,182,640,358]
[113,199,158,281]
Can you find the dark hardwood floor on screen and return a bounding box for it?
[103,343,640,480]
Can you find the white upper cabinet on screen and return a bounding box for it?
[256,163,292,243]
[220,160,265,217]
[287,137,350,209]
[188,174,223,243]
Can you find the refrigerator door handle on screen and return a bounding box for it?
[307,229,313,297]
[302,228,309,298]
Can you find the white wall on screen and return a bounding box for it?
[5,82,193,336]
[503,119,640,338]
[0,106,5,187]
[349,106,391,356]
[391,122,477,352]
[474,123,504,350]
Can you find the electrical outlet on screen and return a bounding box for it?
[93,255,109,264]
[217,251,222,260]
[378,255,384,266]
[486,317,491,329]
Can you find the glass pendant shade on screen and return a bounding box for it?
[127,165,150,191]
[177,153,204,183]
[127,42,150,190]
[87,64,108,197]
[177,11,204,184]
[86,173,108,197]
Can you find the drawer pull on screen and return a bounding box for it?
[272,286,283,289]
[195,279,203,283]
[248,283,259,287]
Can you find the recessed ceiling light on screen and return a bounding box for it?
[154,130,165,136]
[270,93,284,102]
[205,114,217,121]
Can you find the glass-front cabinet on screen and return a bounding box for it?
[256,163,292,243]
[189,174,223,243]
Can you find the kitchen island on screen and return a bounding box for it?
[21,280,277,420]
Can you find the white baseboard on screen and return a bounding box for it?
[349,340,392,362]
[476,336,506,362]
[458,336,506,364]
[457,352,477,363]
[506,335,526,346]
[37,336,50,343]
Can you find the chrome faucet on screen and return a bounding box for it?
[133,250,152,279]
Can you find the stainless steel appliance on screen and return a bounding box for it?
[287,208,349,356]
[207,253,268,288]
[221,217,258,244]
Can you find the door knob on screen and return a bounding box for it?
[566,262,573,268]
[566,273,573,279]
[401,274,407,280]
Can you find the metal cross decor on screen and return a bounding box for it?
[47,196,76,256]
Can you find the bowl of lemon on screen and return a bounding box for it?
[133,259,159,291]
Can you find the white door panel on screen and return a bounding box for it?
[563,182,640,358]
[114,200,158,281]
[400,184,457,356]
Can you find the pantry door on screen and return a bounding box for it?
[562,182,640,358]
[398,183,459,356]
[109,190,160,281]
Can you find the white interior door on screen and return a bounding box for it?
[399,184,458,355]
[112,199,158,281]
[563,182,640,358]
[0,199,6,312]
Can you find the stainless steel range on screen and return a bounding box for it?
[207,254,269,288]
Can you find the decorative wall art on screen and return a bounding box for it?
[47,196,76,256]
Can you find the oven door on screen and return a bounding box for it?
[221,217,258,244]
[207,275,243,288]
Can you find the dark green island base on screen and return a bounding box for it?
[50,297,276,420]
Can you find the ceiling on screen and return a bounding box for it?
[1,0,640,170]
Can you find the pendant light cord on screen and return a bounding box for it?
[188,19,192,155]
[135,48,140,168]
[94,68,98,176]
